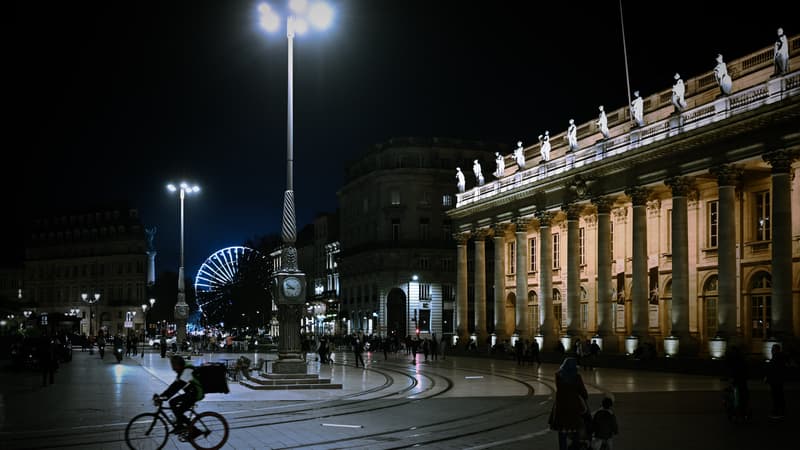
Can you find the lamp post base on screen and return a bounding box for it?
[272,359,308,374]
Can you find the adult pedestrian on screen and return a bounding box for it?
[353,334,365,368]
[764,343,787,419]
[160,335,167,358]
[549,357,590,450]
[38,336,59,386]
[514,339,524,366]
[431,333,439,361]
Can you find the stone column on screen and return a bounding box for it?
[564,203,582,337]
[665,177,691,343]
[515,218,530,338]
[537,211,557,346]
[763,150,796,337]
[592,197,613,337]
[455,233,469,343]
[626,186,649,338]
[710,165,739,338]
[474,230,488,345]
[493,224,507,340]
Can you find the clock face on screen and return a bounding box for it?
[282,276,302,297]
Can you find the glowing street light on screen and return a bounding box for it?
[167,182,200,349]
[81,292,101,338]
[258,1,334,374]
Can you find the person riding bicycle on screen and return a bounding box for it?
[154,355,204,439]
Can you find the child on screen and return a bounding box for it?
[592,397,618,450]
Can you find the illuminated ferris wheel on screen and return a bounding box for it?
[194,246,264,325]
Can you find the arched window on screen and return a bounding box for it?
[703,275,718,338]
[750,272,772,339]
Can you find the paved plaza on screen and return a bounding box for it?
[0,347,797,449]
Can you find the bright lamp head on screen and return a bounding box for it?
[258,3,281,32]
[167,184,177,192]
[289,0,308,14]
[308,2,333,29]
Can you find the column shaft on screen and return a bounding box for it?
[594,198,613,337]
[515,225,529,337]
[539,215,556,345]
[628,188,649,337]
[566,214,580,336]
[771,170,793,335]
[456,237,469,342]
[671,195,689,336]
[718,185,737,336]
[474,236,487,343]
[493,230,506,339]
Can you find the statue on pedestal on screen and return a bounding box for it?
[630,90,644,127]
[597,105,609,139]
[473,160,484,186]
[774,27,790,75]
[494,152,505,179]
[539,131,551,162]
[456,167,465,193]
[671,73,687,112]
[714,54,732,95]
[565,119,578,151]
[514,141,526,170]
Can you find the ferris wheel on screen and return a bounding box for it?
[194,246,264,325]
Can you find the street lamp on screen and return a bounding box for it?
[258,0,333,375]
[81,292,101,338]
[167,182,200,350]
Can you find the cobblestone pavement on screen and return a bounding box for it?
[0,348,796,449]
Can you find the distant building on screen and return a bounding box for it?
[22,206,149,336]
[337,137,499,338]
[296,212,341,336]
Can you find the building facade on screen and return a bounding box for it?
[448,34,800,356]
[23,206,149,336]
[338,137,499,339]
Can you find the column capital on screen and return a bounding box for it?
[492,222,509,237]
[709,164,742,186]
[591,196,614,214]
[453,233,470,245]
[535,210,554,227]
[612,206,628,223]
[625,186,649,206]
[561,203,582,221]
[665,176,692,197]
[472,228,490,240]
[762,149,797,174]
[513,217,531,232]
[647,199,661,217]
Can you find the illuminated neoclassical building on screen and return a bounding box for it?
[448,33,800,356]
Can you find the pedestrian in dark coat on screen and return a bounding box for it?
[38,337,59,386]
[765,343,787,419]
[549,357,589,450]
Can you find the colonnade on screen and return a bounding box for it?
[454,152,796,353]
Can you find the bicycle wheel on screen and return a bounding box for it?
[190,411,229,450]
[125,413,168,450]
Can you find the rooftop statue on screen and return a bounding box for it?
[456,167,465,193]
[539,131,551,162]
[494,152,505,179]
[714,54,732,95]
[514,140,526,170]
[630,90,644,127]
[565,119,578,151]
[473,159,484,186]
[671,73,687,112]
[597,105,610,139]
[145,227,157,252]
[774,27,790,75]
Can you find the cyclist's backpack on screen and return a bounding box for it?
[193,363,230,394]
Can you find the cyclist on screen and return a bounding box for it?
[155,355,204,439]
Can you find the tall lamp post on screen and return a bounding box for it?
[258,0,333,375]
[167,182,200,350]
[81,292,101,338]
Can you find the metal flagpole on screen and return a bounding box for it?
[619,0,633,121]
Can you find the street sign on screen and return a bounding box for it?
[124,320,133,328]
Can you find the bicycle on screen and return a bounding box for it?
[125,396,229,450]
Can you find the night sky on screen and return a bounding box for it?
[4,0,790,279]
